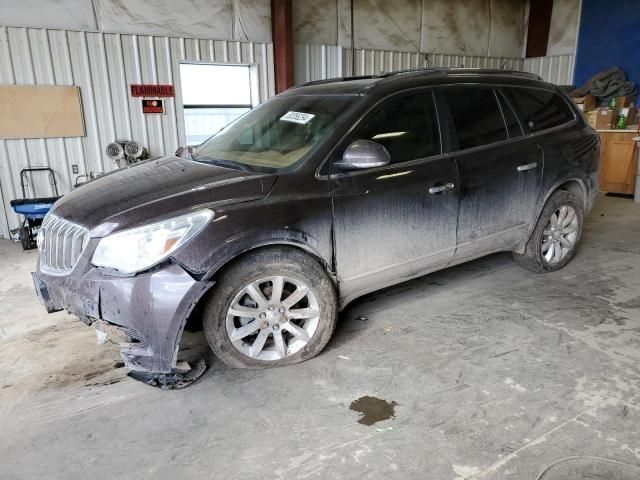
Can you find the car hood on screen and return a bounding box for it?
[52,156,277,234]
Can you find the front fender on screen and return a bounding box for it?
[200,229,334,281]
[172,189,335,280]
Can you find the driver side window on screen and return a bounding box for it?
[346,91,441,165]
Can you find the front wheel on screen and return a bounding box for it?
[202,247,337,368]
[514,190,584,273]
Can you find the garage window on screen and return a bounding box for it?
[180,64,253,145]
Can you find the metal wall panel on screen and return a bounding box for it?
[523,54,575,85]
[0,26,274,237]
[294,44,343,84]
[294,44,525,84]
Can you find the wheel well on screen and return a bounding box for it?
[214,243,333,279]
[182,243,333,334]
[515,179,587,255]
[557,180,587,208]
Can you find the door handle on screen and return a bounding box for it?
[517,162,538,172]
[428,182,455,194]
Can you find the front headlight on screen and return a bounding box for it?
[92,209,213,274]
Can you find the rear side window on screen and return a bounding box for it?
[441,86,507,150]
[351,91,440,164]
[502,87,575,133]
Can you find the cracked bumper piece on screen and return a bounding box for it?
[33,263,212,374]
[128,358,207,389]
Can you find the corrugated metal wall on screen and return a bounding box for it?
[294,44,525,84]
[0,26,274,237]
[294,45,577,87]
[349,49,525,76]
[294,45,344,85]
[523,54,575,85]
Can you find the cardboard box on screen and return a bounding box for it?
[595,108,617,129]
[574,93,597,112]
[586,110,598,129]
[623,107,639,126]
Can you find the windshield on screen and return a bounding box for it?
[192,94,361,172]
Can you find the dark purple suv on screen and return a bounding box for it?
[32,69,600,385]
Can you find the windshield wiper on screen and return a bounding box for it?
[193,157,252,172]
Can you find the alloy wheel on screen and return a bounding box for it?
[225,276,320,361]
[541,205,579,265]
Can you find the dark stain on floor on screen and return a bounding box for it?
[349,396,398,426]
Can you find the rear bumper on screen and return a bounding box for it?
[33,261,212,373]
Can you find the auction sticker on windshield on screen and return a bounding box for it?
[280,111,316,124]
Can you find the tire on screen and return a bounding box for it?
[202,246,337,369]
[19,226,33,250]
[514,189,584,273]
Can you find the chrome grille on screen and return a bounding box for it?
[39,214,89,274]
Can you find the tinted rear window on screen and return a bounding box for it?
[502,87,575,133]
[441,86,507,151]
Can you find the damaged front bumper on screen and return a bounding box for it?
[33,257,213,379]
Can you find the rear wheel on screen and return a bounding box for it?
[19,225,33,250]
[202,247,337,368]
[514,190,583,272]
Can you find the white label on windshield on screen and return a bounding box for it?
[280,111,315,124]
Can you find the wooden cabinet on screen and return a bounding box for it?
[598,131,638,194]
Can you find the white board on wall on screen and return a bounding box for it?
[0,85,85,139]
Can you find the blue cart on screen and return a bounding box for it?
[9,167,60,250]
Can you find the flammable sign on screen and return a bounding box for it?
[142,99,164,114]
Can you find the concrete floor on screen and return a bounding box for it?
[1,194,640,479]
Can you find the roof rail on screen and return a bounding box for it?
[440,68,543,80]
[296,67,543,89]
[377,67,447,77]
[299,75,379,87]
[377,67,543,81]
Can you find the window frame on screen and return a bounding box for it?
[436,84,512,154]
[321,87,445,178]
[317,82,580,179]
[178,61,260,146]
[498,85,578,135]
[435,83,578,156]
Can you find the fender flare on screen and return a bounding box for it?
[201,235,334,282]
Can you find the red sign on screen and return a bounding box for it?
[142,99,164,114]
[130,84,174,97]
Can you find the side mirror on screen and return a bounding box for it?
[175,145,195,159]
[335,140,391,170]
